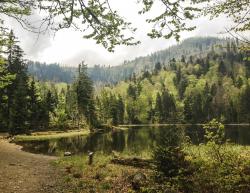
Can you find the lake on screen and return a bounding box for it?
[17,125,250,156]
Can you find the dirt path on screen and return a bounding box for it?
[0,139,70,193]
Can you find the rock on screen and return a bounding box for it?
[131,172,147,190]
[64,152,72,156]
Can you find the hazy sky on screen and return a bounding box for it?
[4,0,233,67]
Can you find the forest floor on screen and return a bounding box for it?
[0,138,74,193]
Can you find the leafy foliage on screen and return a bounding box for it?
[2,0,249,49]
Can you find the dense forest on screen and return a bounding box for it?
[97,38,250,125]
[0,30,98,134]
[1,35,250,135]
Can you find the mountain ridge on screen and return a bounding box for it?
[27,37,226,84]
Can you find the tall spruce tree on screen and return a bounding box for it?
[28,79,43,130]
[240,84,250,122]
[110,94,119,125]
[155,92,163,123]
[9,72,29,134]
[117,94,125,124]
[76,62,98,129]
[65,84,78,126]
[161,89,176,122]
[5,32,30,134]
[0,28,15,130]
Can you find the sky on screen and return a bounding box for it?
[4,0,234,67]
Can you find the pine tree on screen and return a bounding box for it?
[65,84,78,126]
[146,98,154,123]
[110,94,119,125]
[0,27,15,89]
[117,94,125,124]
[28,79,42,130]
[193,93,203,122]
[202,83,212,121]
[5,32,30,134]
[76,62,98,128]
[189,56,193,64]
[181,55,186,63]
[178,76,188,100]
[9,72,29,134]
[176,66,181,85]
[127,84,137,100]
[155,92,163,123]
[41,90,56,129]
[126,101,139,124]
[240,84,250,122]
[218,60,227,75]
[154,62,162,74]
[161,89,176,122]
[184,95,193,121]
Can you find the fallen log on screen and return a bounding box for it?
[110,157,154,169]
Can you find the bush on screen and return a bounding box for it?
[152,127,193,191]
[191,145,250,193]
[203,118,225,144]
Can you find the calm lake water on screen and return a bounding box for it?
[18,125,250,156]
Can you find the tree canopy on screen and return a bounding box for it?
[0,0,249,51]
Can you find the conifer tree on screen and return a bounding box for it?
[76,62,98,129]
[184,95,193,122]
[41,90,56,129]
[65,84,78,126]
[178,76,188,100]
[9,71,29,134]
[5,31,30,134]
[127,84,137,100]
[154,62,162,74]
[202,83,213,121]
[28,79,42,130]
[155,92,163,123]
[218,60,227,75]
[240,84,250,122]
[161,89,176,122]
[181,55,186,63]
[110,94,119,125]
[0,28,15,130]
[117,94,125,124]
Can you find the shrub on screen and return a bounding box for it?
[152,127,193,191]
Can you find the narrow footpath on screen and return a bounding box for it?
[0,139,70,193]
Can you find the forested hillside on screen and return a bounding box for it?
[27,61,76,83]
[28,37,225,84]
[96,39,250,124]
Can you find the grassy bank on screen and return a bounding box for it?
[13,129,90,142]
[54,154,152,193]
[54,143,250,193]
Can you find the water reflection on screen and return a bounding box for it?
[18,125,250,156]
